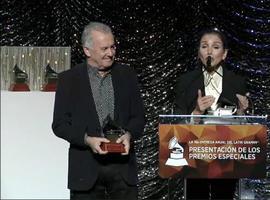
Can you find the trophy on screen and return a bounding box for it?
[100,116,126,153]
[42,64,58,91]
[9,64,30,91]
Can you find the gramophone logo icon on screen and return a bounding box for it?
[165,136,188,167]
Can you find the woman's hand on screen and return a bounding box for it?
[193,89,215,115]
[236,93,249,115]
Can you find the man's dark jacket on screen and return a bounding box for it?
[52,62,145,190]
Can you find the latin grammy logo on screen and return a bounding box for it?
[165,136,188,167]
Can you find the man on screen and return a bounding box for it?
[52,22,145,200]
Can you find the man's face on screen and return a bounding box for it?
[198,33,227,67]
[84,30,116,70]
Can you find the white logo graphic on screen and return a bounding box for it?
[165,136,188,166]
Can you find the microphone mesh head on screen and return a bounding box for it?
[206,56,211,68]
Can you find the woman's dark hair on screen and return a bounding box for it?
[197,28,228,50]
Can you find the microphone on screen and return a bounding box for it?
[204,56,223,77]
[206,56,211,69]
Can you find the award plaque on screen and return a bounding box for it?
[101,130,125,153]
[42,64,58,91]
[100,116,126,153]
[9,64,30,91]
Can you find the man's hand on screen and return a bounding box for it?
[116,132,131,155]
[85,135,110,154]
[193,89,215,115]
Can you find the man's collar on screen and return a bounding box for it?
[87,64,112,77]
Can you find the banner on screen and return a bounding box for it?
[158,124,267,179]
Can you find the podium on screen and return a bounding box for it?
[158,115,267,199]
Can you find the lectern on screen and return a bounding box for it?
[158,115,267,199]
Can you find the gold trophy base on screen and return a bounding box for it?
[101,142,125,153]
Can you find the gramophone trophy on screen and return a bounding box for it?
[42,64,58,91]
[9,64,30,91]
[100,116,126,153]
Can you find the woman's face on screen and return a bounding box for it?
[198,33,228,67]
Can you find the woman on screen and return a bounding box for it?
[174,28,249,199]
